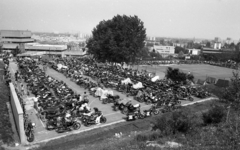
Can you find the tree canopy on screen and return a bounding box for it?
[222,71,240,105]
[86,15,146,64]
[175,46,188,54]
[166,67,194,84]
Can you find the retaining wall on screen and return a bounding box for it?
[9,83,26,144]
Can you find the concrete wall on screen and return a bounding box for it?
[9,83,26,144]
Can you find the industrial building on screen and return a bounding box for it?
[0,30,35,43]
[0,30,35,52]
[0,30,67,54]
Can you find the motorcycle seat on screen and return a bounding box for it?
[133,104,140,108]
[83,112,92,116]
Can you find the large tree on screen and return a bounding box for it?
[87,15,146,64]
[166,67,191,84]
[175,46,188,54]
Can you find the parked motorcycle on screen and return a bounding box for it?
[122,102,141,114]
[46,116,62,130]
[148,104,161,115]
[126,110,144,121]
[25,122,35,142]
[82,112,107,127]
[112,101,128,111]
[55,117,81,133]
[102,95,120,104]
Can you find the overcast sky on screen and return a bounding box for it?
[0,0,239,40]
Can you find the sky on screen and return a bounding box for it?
[0,0,240,40]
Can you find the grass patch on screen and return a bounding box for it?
[0,61,14,145]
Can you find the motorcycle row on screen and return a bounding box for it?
[2,55,36,142]
[16,57,107,135]
[46,56,211,121]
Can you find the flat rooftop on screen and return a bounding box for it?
[0,30,32,38]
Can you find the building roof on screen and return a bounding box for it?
[0,30,32,38]
[2,43,19,49]
[25,43,67,51]
[17,51,46,56]
[18,50,86,56]
[2,43,67,51]
[1,38,35,43]
[63,51,86,56]
[202,51,221,54]
[202,47,220,51]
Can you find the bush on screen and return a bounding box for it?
[187,74,194,82]
[135,131,162,142]
[135,134,148,142]
[0,62,13,145]
[148,132,162,141]
[170,111,193,134]
[152,115,173,136]
[202,105,225,125]
[153,110,196,135]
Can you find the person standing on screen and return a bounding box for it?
[21,84,24,95]
[15,71,19,82]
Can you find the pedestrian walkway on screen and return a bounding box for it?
[8,62,46,141]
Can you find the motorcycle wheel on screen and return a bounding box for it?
[113,106,119,111]
[122,108,128,114]
[146,100,151,105]
[84,122,91,127]
[27,132,34,142]
[100,117,107,123]
[73,122,81,130]
[161,109,166,113]
[56,127,65,133]
[138,98,144,103]
[189,97,194,101]
[135,115,138,120]
[139,114,144,119]
[46,123,54,130]
[153,109,159,115]
[102,99,108,104]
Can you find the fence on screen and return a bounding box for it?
[9,83,26,144]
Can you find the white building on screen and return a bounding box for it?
[189,49,201,55]
[151,45,175,57]
[214,42,222,49]
[24,43,67,52]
